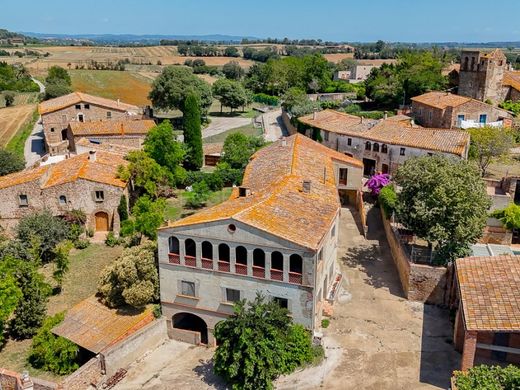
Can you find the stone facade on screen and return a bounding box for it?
[412,97,512,129]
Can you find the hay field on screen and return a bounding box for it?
[0,104,36,147]
[323,53,355,63]
[70,70,152,106]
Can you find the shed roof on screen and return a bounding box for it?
[298,109,469,156]
[162,134,363,251]
[38,92,139,115]
[456,255,520,332]
[52,296,154,353]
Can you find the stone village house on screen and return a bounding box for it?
[411,91,513,129]
[0,150,129,235]
[157,134,364,345]
[38,92,143,156]
[298,109,470,176]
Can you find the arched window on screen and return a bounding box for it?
[185,239,196,257]
[59,195,67,205]
[218,243,230,262]
[201,241,213,259]
[169,236,180,254]
[373,143,379,152]
[271,251,284,271]
[365,141,371,151]
[289,254,303,284]
[253,248,265,278]
[381,144,388,153]
[235,246,248,275]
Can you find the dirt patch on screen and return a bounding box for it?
[323,53,355,63]
[0,104,36,147]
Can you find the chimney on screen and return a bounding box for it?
[410,119,415,127]
[312,110,317,120]
[383,111,388,120]
[88,150,97,162]
[238,186,251,197]
[302,180,311,193]
[281,137,287,147]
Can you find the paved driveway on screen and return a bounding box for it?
[319,207,460,390]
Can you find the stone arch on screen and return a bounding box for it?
[172,312,208,344]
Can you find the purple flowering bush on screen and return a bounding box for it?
[365,173,390,195]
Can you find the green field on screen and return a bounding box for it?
[204,123,262,144]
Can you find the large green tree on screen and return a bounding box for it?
[131,195,166,240]
[213,295,316,390]
[143,120,185,175]
[183,94,203,170]
[148,66,212,115]
[0,260,22,343]
[221,132,265,169]
[222,61,244,80]
[212,78,250,112]
[44,65,72,99]
[468,126,514,176]
[394,155,491,264]
[0,148,25,176]
[98,241,159,308]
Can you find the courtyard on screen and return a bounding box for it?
[113,207,460,390]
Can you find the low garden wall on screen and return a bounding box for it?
[281,110,298,135]
[169,327,201,345]
[61,357,102,390]
[381,208,450,304]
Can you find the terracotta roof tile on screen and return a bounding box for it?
[456,256,520,331]
[52,296,154,353]
[410,91,471,109]
[203,142,224,156]
[75,137,136,155]
[163,134,363,250]
[69,119,155,136]
[0,166,49,190]
[38,92,139,115]
[299,109,469,156]
[504,71,520,92]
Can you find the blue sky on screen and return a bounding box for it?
[2,0,520,42]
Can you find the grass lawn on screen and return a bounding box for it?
[486,156,520,179]
[203,122,262,144]
[5,108,39,156]
[164,187,233,222]
[0,243,123,380]
[70,69,152,106]
[208,101,263,118]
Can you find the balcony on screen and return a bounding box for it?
[270,268,283,281]
[201,258,213,269]
[218,260,230,272]
[289,272,303,285]
[185,255,196,267]
[252,266,265,278]
[168,253,180,264]
[235,263,247,275]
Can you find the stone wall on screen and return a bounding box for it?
[381,208,449,304]
[281,110,298,135]
[61,357,102,390]
[103,318,167,377]
[169,327,201,345]
[0,368,59,390]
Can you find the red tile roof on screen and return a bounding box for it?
[456,256,520,331]
[69,119,155,136]
[411,92,472,109]
[39,92,139,115]
[162,134,363,250]
[504,71,520,92]
[298,109,469,156]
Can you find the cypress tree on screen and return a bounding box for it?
[183,94,203,170]
[118,195,129,221]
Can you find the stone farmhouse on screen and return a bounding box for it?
[38,92,143,156]
[458,48,520,103]
[157,134,364,345]
[67,118,156,152]
[298,109,470,176]
[0,150,128,235]
[411,91,512,129]
[453,255,520,370]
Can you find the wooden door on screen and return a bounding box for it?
[95,212,109,231]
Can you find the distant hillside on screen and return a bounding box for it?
[0,29,39,44]
[22,32,258,45]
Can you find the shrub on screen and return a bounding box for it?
[4,91,15,107]
[28,313,80,375]
[321,319,330,328]
[118,195,129,222]
[454,364,520,390]
[0,148,25,176]
[86,227,94,238]
[184,181,210,208]
[73,239,90,250]
[152,304,162,318]
[98,241,159,308]
[379,185,397,217]
[105,232,120,247]
[203,172,224,192]
[253,93,279,106]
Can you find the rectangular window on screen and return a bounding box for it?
[323,131,329,141]
[479,114,487,124]
[347,138,352,146]
[339,168,348,185]
[225,288,240,303]
[84,104,90,109]
[106,111,112,119]
[273,297,288,309]
[18,194,28,207]
[95,190,104,202]
[457,114,465,126]
[50,127,55,132]
[400,148,406,156]
[181,281,196,297]
[75,104,81,110]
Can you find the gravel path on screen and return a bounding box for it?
[202,116,252,139]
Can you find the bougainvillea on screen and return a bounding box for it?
[364,173,390,195]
